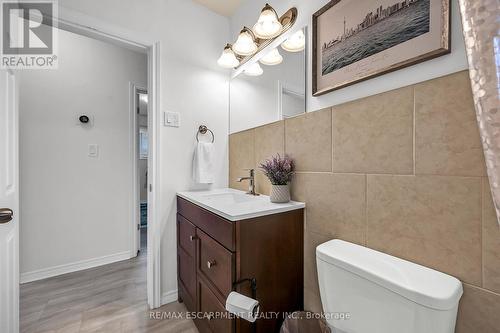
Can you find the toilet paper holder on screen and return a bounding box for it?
[233,277,257,299]
[227,278,258,333]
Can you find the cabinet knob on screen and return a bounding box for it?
[207,260,217,269]
[189,235,197,242]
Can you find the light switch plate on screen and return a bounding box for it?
[164,111,180,127]
[88,144,99,158]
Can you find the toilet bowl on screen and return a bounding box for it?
[316,240,463,333]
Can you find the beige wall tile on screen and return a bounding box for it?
[456,284,500,333]
[482,178,500,293]
[254,121,285,195]
[290,172,307,203]
[332,87,414,174]
[228,71,499,321]
[304,288,323,315]
[293,173,366,245]
[285,108,332,172]
[415,71,486,177]
[229,130,255,191]
[367,175,482,285]
[303,230,331,313]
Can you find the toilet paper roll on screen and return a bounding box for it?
[225,291,260,323]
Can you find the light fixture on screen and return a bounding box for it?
[253,3,283,39]
[217,6,298,72]
[281,29,305,52]
[217,44,240,68]
[260,48,283,66]
[244,62,263,76]
[233,27,258,56]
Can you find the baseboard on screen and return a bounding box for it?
[161,290,178,305]
[20,251,133,284]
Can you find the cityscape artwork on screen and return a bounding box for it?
[312,0,450,95]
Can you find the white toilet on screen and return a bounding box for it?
[316,240,463,333]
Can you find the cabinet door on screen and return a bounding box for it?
[178,247,196,311]
[177,216,197,311]
[178,214,197,257]
[198,276,233,333]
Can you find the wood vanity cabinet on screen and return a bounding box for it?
[176,196,304,333]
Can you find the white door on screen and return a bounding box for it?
[0,68,19,333]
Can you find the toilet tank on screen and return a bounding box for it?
[316,240,463,333]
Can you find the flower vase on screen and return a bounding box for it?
[270,184,290,203]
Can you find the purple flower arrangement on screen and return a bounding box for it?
[259,154,295,185]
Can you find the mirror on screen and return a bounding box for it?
[229,27,307,133]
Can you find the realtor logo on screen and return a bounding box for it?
[1,0,58,69]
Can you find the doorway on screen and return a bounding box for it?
[18,26,148,266]
[2,8,163,332]
[17,26,151,331]
[50,14,162,310]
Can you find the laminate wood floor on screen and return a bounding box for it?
[20,249,198,333]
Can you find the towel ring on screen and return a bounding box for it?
[197,125,215,143]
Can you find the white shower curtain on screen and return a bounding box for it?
[458,0,500,225]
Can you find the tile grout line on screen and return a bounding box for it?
[294,171,485,179]
[480,177,484,288]
[462,282,500,297]
[364,174,368,247]
[413,86,416,176]
[331,107,334,173]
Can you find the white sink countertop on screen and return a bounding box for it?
[177,188,305,222]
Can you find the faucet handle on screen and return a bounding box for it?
[244,168,255,175]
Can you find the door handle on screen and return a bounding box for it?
[0,208,13,224]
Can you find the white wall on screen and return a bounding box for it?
[19,29,147,278]
[230,0,468,111]
[56,0,231,297]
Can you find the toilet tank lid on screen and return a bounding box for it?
[316,240,463,310]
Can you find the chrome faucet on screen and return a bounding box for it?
[237,169,259,196]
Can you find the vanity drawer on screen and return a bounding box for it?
[177,197,235,251]
[178,214,197,257]
[198,229,234,300]
[198,277,233,333]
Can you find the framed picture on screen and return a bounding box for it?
[312,0,450,95]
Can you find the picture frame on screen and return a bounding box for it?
[312,0,450,96]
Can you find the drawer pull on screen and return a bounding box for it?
[207,260,217,269]
[189,235,197,241]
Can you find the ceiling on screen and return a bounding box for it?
[193,0,243,17]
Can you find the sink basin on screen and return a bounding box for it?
[199,192,255,204]
[177,188,305,221]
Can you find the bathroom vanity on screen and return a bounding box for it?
[176,189,305,333]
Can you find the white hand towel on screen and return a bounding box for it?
[193,142,215,184]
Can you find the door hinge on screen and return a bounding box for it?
[149,184,152,192]
[137,224,140,230]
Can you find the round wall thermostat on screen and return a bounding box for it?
[79,115,90,124]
